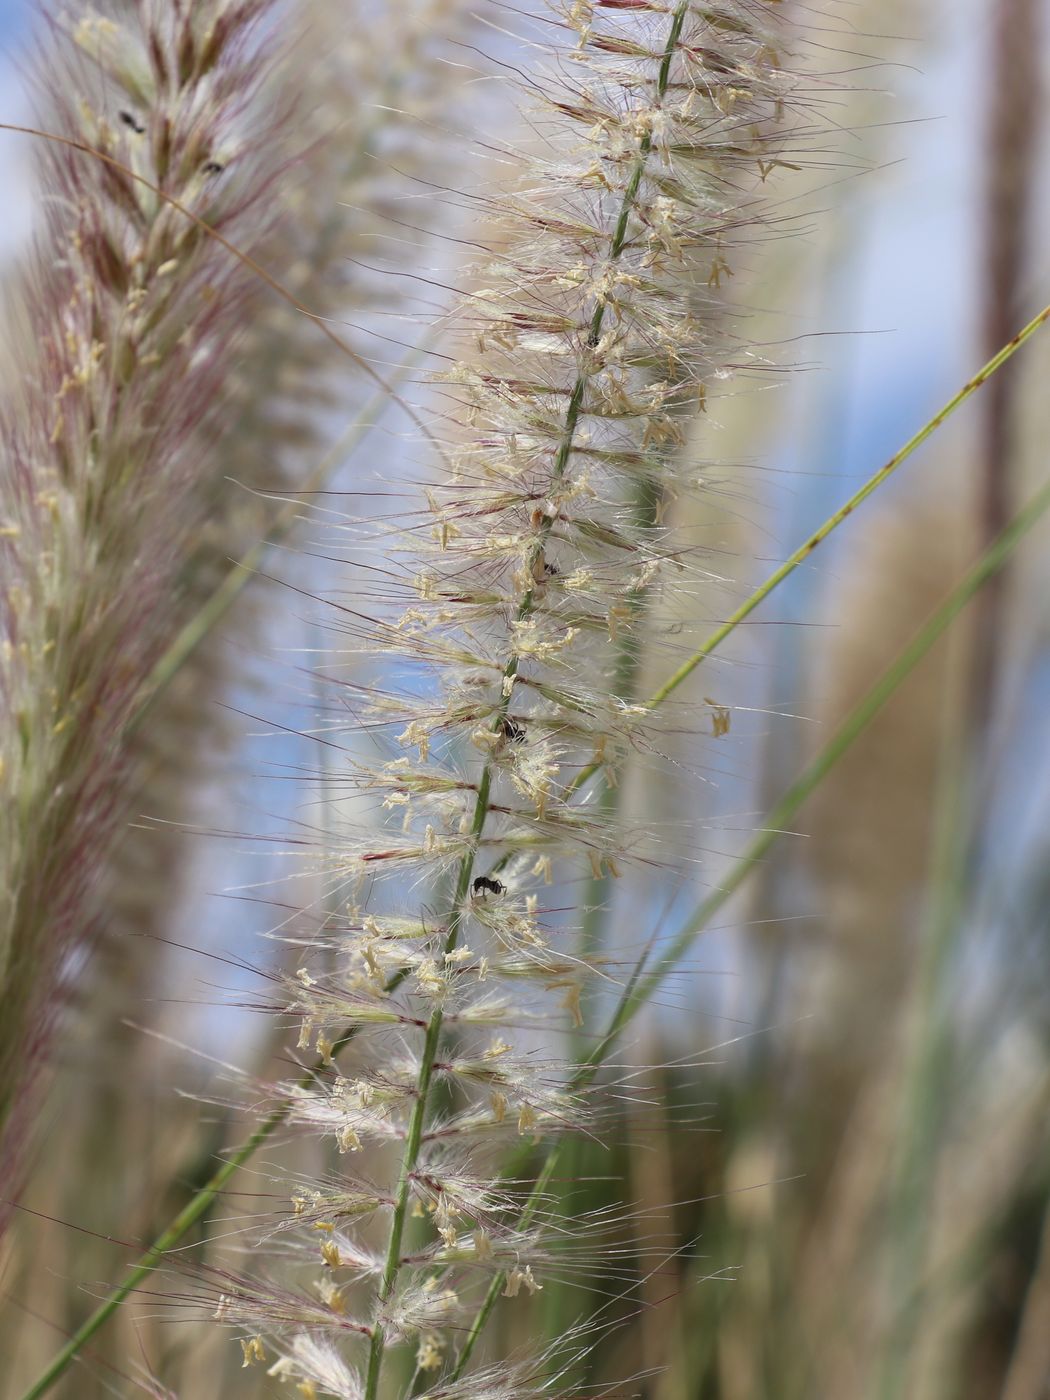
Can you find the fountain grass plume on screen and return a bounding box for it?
[200,2,823,1395]
[0,0,289,1194]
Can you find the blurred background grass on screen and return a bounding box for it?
[3,0,1050,1396]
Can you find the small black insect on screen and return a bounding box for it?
[472,875,505,898]
[499,716,526,744]
[543,562,560,578]
[118,110,145,135]
[202,160,225,175]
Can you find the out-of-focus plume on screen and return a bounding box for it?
[0,0,288,1195]
[798,480,973,1140]
[100,0,483,961]
[0,0,484,1389]
[971,0,1040,734]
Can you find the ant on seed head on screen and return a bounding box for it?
[118,110,145,135]
[202,160,225,175]
[499,716,526,744]
[472,875,505,898]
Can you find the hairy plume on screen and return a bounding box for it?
[0,0,287,1189]
[205,2,820,1396]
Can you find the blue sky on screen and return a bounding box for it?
[0,0,26,40]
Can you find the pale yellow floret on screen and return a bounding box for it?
[503,1264,542,1298]
[416,1333,444,1372]
[240,1336,266,1368]
[532,855,552,885]
[337,1126,362,1153]
[561,982,583,1028]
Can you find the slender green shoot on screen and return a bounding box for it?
[450,470,1050,1366]
[604,471,1050,1043]
[569,299,1050,798]
[15,1045,346,1400]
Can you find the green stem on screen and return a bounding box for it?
[450,1147,562,1379]
[568,299,1050,799]
[542,473,663,1342]
[16,1043,349,1400]
[446,944,657,1378]
[362,830,480,1400]
[364,1011,446,1400]
[606,472,1050,1043]
[362,12,690,1396]
[872,717,971,1400]
[451,471,1050,1366]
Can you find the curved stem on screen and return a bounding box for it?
[568,298,1050,799]
[596,471,1050,1056]
[450,470,1050,1373]
[15,1034,356,1400]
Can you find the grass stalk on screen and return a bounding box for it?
[605,472,1050,1041]
[361,13,692,1394]
[568,298,1050,800]
[15,1040,352,1400]
[872,729,971,1400]
[450,469,1050,1365]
